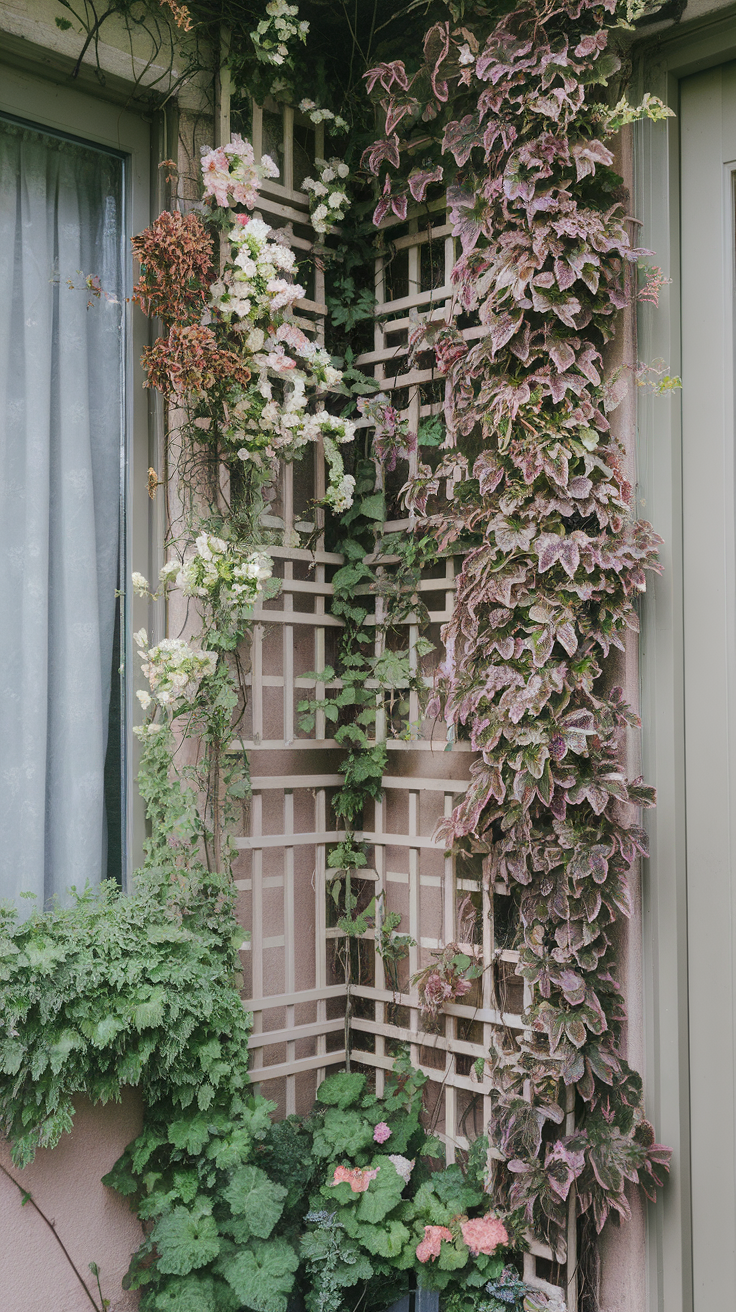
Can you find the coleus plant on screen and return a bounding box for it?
[362,0,671,1249]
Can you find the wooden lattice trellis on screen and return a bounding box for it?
[230,100,574,1310]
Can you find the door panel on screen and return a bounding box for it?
[680,60,736,1305]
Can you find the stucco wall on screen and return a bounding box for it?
[0,1091,144,1312]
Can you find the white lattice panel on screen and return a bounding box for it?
[227,103,572,1306]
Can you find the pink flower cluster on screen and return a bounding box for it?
[200,135,279,210]
[330,1165,380,1193]
[416,1225,453,1263]
[373,1122,391,1144]
[459,1215,509,1256]
[423,969,472,1009]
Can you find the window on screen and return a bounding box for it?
[0,62,156,906]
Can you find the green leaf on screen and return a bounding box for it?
[356,492,386,521]
[168,1115,212,1155]
[222,1165,287,1238]
[432,1163,483,1214]
[356,1159,405,1224]
[151,1275,217,1312]
[437,1237,470,1271]
[316,1071,366,1109]
[218,1237,299,1312]
[311,1107,374,1159]
[152,1203,221,1276]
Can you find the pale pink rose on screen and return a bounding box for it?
[234,213,250,227]
[416,1225,453,1263]
[454,976,472,998]
[373,1122,391,1144]
[460,1215,509,1256]
[329,1164,380,1193]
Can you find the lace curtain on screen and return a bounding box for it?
[0,115,125,907]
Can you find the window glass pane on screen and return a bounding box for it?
[0,114,125,906]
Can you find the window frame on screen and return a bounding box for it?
[0,46,168,884]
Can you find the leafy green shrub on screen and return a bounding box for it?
[299,1060,518,1312]
[0,866,249,1168]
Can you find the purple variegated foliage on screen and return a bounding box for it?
[363,0,671,1246]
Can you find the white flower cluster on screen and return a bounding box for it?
[302,158,350,235]
[160,536,273,608]
[134,631,218,713]
[131,571,150,597]
[200,135,279,210]
[209,216,305,324]
[322,433,356,513]
[197,135,357,513]
[251,0,309,66]
[298,99,348,133]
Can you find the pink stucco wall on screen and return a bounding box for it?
[0,1090,143,1312]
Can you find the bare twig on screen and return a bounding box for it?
[0,1162,104,1312]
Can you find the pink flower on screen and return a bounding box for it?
[234,214,250,227]
[200,146,231,207]
[330,1164,380,1193]
[424,972,453,1005]
[460,1215,509,1257]
[416,1225,453,1263]
[373,1122,391,1144]
[265,347,297,372]
[454,976,472,998]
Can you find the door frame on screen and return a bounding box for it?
[634,10,736,1311]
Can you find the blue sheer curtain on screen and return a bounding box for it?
[0,115,125,906]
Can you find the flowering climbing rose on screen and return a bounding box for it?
[416,1225,453,1263]
[329,1165,380,1193]
[460,1215,509,1257]
[373,1122,391,1144]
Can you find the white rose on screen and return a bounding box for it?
[337,162,349,178]
[133,628,148,649]
[328,192,345,210]
[131,571,149,596]
[136,689,152,710]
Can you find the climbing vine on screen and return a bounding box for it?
[362,0,672,1247]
